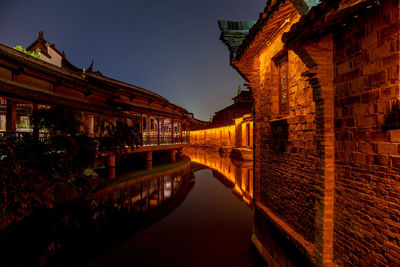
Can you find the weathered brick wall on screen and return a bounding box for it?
[256,40,321,244]
[333,1,400,265]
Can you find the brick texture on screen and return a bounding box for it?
[227,0,400,266]
[333,1,400,266]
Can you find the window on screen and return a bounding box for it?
[278,55,289,114]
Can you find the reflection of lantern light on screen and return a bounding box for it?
[164,181,172,198]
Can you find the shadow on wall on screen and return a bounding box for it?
[383,101,400,131]
[270,119,289,153]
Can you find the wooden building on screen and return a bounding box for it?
[220,0,400,265]
[0,32,191,145]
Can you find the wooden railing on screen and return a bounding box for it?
[0,131,51,144]
[0,131,189,148]
[142,135,189,146]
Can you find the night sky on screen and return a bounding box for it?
[0,0,265,121]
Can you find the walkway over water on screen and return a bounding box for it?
[0,36,195,147]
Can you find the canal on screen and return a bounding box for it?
[0,147,307,266]
[86,148,265,266]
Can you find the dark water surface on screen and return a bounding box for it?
[88,166,263,267]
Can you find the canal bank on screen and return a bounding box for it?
[1,148,312,266]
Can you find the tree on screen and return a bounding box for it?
[237,85,242,96]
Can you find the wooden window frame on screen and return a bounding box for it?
[278,55,289,115]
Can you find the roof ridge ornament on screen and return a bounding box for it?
[87,60,94,72]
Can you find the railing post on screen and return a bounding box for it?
[6,99,16,132]
[32,103,39,141]
[179,120,183,143]
[171,119,174,144]
[161,118,165,145]
[140,114,143,147]
[157,117,160,146]
[147,115,151,145]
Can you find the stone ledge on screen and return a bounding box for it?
[254,201,316,264]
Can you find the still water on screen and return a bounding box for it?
[87,148,264,266]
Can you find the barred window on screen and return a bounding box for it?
[278,56,289,114]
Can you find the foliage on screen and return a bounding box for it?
[0,139,55,228]
[237,85,242,96]
[13,45,40,59]
[1,105,143,229]
[31,106,81,136]
[99,119,141,158]
[0,106,99,229]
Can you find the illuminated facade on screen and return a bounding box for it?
[221,0,400,266]
[190,114,253,148]
[190,89,253,155]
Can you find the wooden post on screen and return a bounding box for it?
[99,115,103,137]
[140,114,143,146]
[188,124,190,144]
[145,151,153,169]
[106,155,116,180]
[88,114,94,136]
[157,118,160,145]
[6,99,16,132]
[171,119,174,144]
[179,121,183,143]
[145,151,152,161]
[33,103,39,141]
[147,116,151,134]
[146,115,151,145]
[161,118,165,144]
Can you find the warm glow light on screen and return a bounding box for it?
[185,148,253,205]
[190,114,252,148]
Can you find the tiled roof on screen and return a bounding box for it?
[221,0,322,60]
[0,41,188,116]
[218,20,257,58]
[282,0,374,47]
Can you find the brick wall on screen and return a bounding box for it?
[256,38,323,246]
[333,0,400,265]
[230,0,400,265]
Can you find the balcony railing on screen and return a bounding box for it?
[0,131,189,149]
[0,131,51,145]
[142,135,189,146]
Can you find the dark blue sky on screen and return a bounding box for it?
[0,0,265,120]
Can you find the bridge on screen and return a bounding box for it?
[0,32,192,178]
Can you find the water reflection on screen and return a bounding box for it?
[88,157,263,267]
[2,161,197,267]
[184,147,253,205]
[91,161,194,223]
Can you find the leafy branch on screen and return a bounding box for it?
[13,45,40,59]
